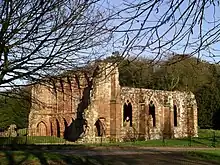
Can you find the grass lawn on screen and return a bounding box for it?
[83,129,220,147]
[0,136,67,145]
[1,129,220,148]
[186,149,220,162]
[0,149,220,165]
[0,151,101,165]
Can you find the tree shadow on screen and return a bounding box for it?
[64,66,100,142]
[1,147,220,165]
[63,86,91,142]
[1,150,105,165]
[4,151,16,165]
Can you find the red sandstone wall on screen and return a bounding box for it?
[28,63,198,142]
[28,63,122,140]
[120,87,198,140]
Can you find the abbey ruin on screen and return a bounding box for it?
[28,62,198,142]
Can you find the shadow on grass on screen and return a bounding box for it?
[0,150,106,165]
[0,144,89,151]
[1,148,220,165]
[83,152,220,165]
[185,150,220,164]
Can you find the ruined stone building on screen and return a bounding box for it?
[28,62,198,142]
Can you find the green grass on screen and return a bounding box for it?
[186,149,220,162]
[0,136,67,145]
[0,150,219,165]
[1,129,220,148]
[83,129,220,148]
[84,129,220,147]
[0,151,101,165]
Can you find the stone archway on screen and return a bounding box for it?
[56,119,61,137]
[49,117,62,137]
[37,121,47,136]
[49,118,57,137]
[95,117,106,137]
[63,118,69,139]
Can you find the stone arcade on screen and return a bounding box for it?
[28,62,198,142]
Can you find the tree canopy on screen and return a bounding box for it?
[0,88,31,129]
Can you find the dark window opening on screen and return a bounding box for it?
[149,100,156,127]
[64,118,68,139]
[95,118,106,136]
[50,122,53,136]
[123,100,132,127]
[174,105,178,127]
[56,119,60,137]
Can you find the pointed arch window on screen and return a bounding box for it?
[149,101,156,127]
[174,105,178,127]
[123,100,132,127]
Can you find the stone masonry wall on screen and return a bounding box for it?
[120,87,198,140]
[28,63,121,142]
[28,62,198,142]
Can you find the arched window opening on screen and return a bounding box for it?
[56,119,60,137]
[174,105,178,127]
[63,118,68,139]
[95,117,106,136]
[37,121,47,136]
[50,122,53,136]
[149,101,156,127]
[64,118,68,129]
[123,100,132,127]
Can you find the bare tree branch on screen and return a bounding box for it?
[109,0,220,62]
[0,0,113,89]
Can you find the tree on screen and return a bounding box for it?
[110,0,220,63]
[0,88,31,129]
[0,0,112,90]
[153,55,213,91]
[105,54,155,88]
[195,85,220,129]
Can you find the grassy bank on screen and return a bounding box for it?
[186,149,220,162]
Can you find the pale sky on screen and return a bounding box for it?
[102,0,220,63]
[1,0,220,90]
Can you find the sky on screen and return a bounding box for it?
[100,0,220,63]
[1,0,220,90]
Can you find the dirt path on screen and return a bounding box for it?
[49,147,220,165]
[49,146,220,155]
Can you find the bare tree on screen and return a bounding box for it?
[109,0,220,63]
[2,0,219,90]
[0,0,112,90]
